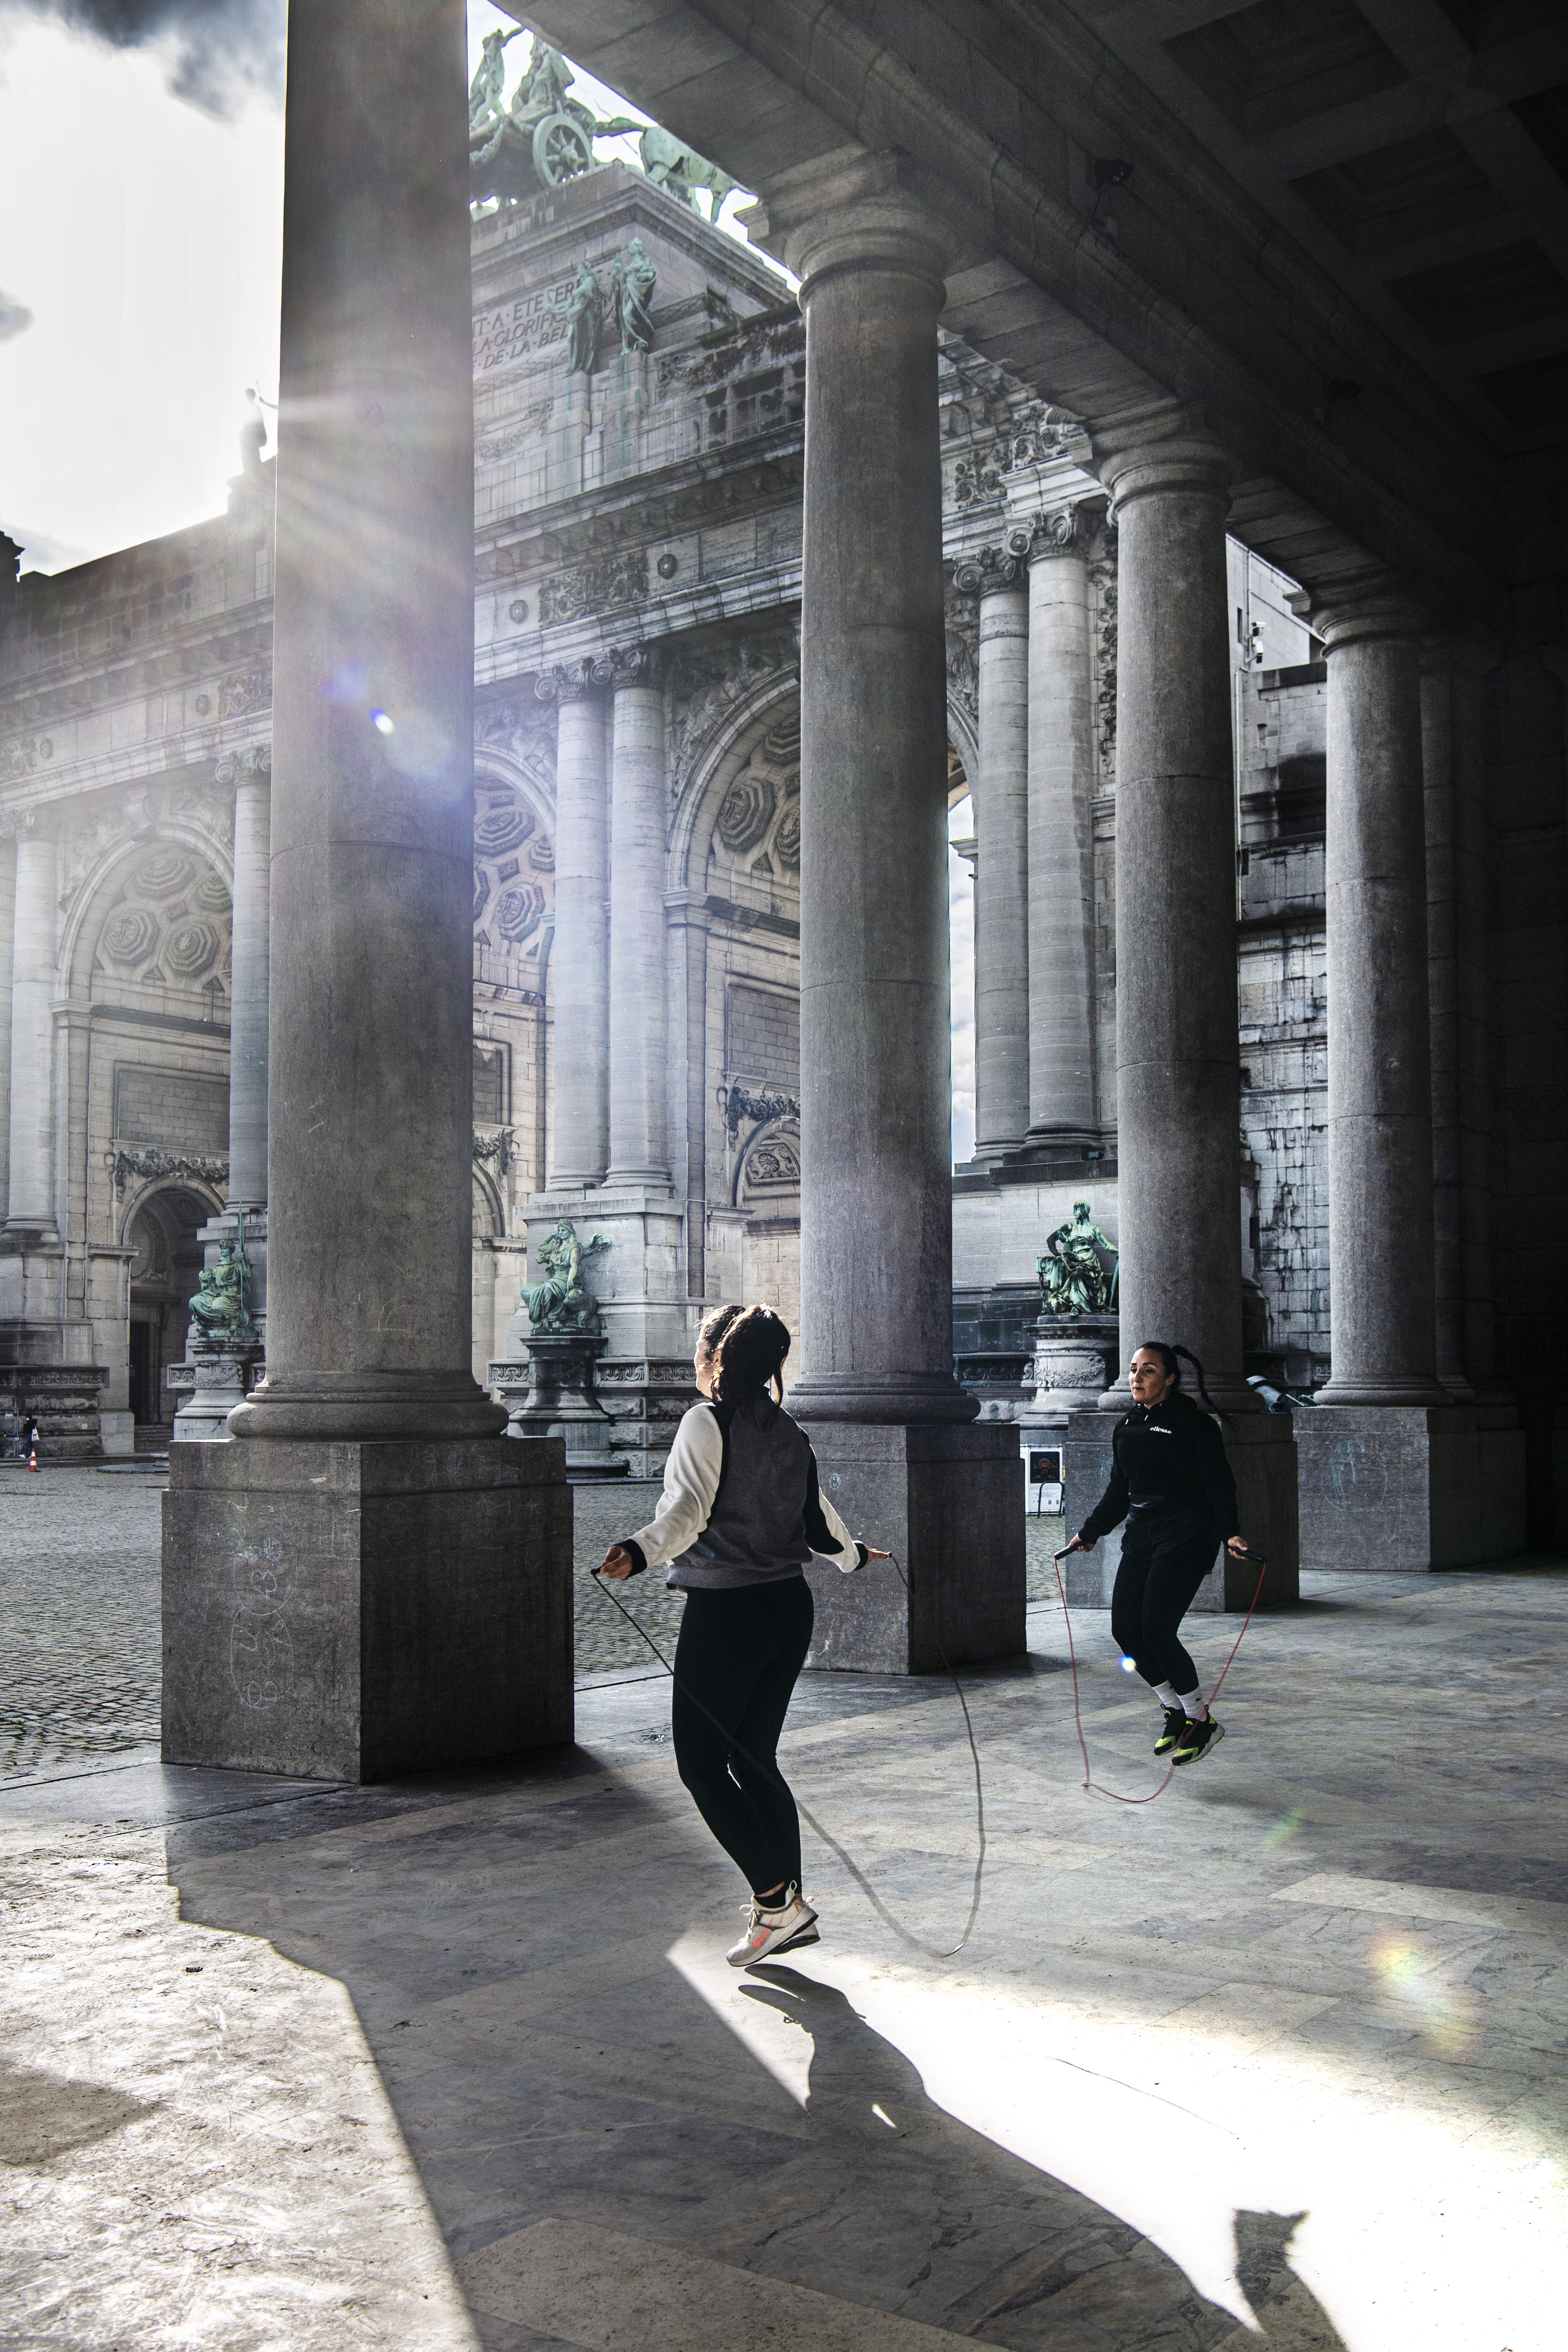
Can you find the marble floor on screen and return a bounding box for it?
[3,1547,1565,2350]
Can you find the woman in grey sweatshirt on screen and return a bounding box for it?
[599,1303,883,1966]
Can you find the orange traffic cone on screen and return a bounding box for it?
[27,1446,38,1471]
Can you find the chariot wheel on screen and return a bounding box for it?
[533,111,594,185]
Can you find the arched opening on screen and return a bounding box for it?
[125,1187,210,1432]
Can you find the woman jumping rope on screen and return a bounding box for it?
[1061,1342,1253,1766]
[598,1304,888,1965]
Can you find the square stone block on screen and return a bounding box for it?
[796,1421,1025,1674]
[1296,1404,1527,1572]
[163,1435,572,1782]
[1060,1408,1299,1611]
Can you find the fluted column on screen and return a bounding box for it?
[1025,511,1098,1146]
[960,549,1030,1161]
[5,821,58,1239]
[219,746,271,1212]
[229,0,501,1443]
[603,647,670,1190]
[1091,415,1255,1410]
[1315,587,1447,1406]
[540,663,609,1187]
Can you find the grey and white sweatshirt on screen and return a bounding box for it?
[618,1394,866,1591]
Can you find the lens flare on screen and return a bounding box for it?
[1119,1655,1137,1673]
[1369,1933,1480,2057]
[370,709,395,735]
[1263,1804,1305,1846]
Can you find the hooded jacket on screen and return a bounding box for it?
[1078,1390,1239,1544]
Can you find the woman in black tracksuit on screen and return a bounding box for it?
[598,1302,888,1967]
[1062,1342,1252,1767]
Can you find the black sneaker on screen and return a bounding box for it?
[1154,1706,1187,1756]
[1172,1715,1224,1767]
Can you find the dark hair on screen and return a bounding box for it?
[697,1303,791,1403]
[1135,1340,1223,1418]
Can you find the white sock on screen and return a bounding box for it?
[1152,1681,1182,1709]
[1179,1690,1209,1720]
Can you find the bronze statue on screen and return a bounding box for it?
[471,35,642,206]
[521,1220,610,1334]
[611,238,657,354]
[636,126,738,214]
[188,1239,251,1343]
[562,261,606,376]
[1038,1201,1119,1318]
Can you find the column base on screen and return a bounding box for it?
[792,1420,1024,1673]
[1061,1407,1300,1611]
[1296,1403,1527,1571]
[162,1435,572,1780]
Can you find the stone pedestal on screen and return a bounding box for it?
[1061,1406,1299,1612]
[172,1338,266,1443]
[802,1422,1025,1674]
[1030,1315,1118,1424]
[1296,1405,1527,1572]
[163,1437,572,1781]
[491,1333,628,1480]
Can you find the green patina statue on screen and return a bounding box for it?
[188,1238,252,1343]
[521,1220,610,1335]
[1038,1200,1119,1318]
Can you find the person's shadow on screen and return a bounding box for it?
[741,1967,1348,2349]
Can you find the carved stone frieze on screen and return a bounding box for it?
[945,591,979,725]
[538,548,649,627]
[1090,551,1119,787]
[112,1147,228,1194]
[1,734,52,783]
[218,668,270,719]
[476,401,554,466]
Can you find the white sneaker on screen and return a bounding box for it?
[725,1886,819,1967]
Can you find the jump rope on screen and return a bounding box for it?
[591,1538,1269,1955]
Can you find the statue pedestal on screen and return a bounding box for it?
[172,1335,264,1442]
[1028,1315,1119,1428]
[491,1332,628,1481]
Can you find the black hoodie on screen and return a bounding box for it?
[1079,1391,1239,1543]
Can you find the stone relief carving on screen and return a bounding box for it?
[214,741,272,787]
[87,839,233,994]
[945,590,979,725]
[112,1146,228,1194]
[1090,538,1119,787]
[723,1083,800,1139]
[472,775,553,957]
[57,781,235,915]
[472,1127,516,1171]
[476,402,554,466]
[219,669,270,718]
[1,735,49,782]
[538,548,649,626]
[666,627,799,800]
[716,771,777,855]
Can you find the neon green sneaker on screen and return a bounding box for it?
[1172,1715,1224,1767]
[1154,1706,1187,1756]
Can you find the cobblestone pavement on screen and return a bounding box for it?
[0,1468,1063,1778]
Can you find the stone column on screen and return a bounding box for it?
[958,550,1029,1162]
[1068,407,1296,1609]
[4,822,58,1239]
[224,746,271,1213]
[163,0,569,1782]
[750,150,1023,1671]
[541,663,609,1187]
[603,647,670,1190]
[1025,512,1098,1147]
[1296,586,1524,1568]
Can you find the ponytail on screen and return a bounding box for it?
[1138,1340,1228,1421]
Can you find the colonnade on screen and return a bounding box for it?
[159,0,1516,1779]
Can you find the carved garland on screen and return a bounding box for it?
[112,1148,228,1195]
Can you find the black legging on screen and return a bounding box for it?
[671,1576,814,1900]
[1110,1514,1221,1696]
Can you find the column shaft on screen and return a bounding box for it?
[970,568,1030,1160]
[6,829,57,1235]
[231,0,501,1441]
[767,164,971,1422]
[1094,427,1248,1401]
[605,667,670,1189]
[546,681,610,1186]
[226,768,270,1211]
[1026,534,1097,1142]
[1318,596,1445,1404]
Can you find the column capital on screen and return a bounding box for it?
[953,547,1025,598]
[214,739,272,787]
[536,658,604,705]
[0,806,60,844]
[1311,577,1431,653]
[1014,505,1104,566]
[593,642,666,692]
[741,149,957,303]
[1087,400,1234,513]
